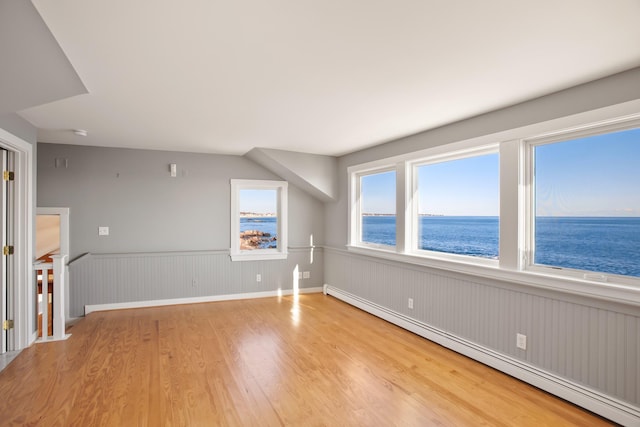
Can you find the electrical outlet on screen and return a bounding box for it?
[98,226,109,236]
[298,272,303,279]
[303,271,310,279]
[516,333,527,350]
[408,298,414,309]
[256,274,261,282]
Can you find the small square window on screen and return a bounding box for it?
[230,180,288,261]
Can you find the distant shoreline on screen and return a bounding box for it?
[362,213,444,216]
[240,212,276,218]
[364,213,444,217]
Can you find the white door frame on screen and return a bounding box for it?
[0,127,34,351]
[1,149,7,353]
[36,207,70,320]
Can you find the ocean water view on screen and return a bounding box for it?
[362,216,640,278]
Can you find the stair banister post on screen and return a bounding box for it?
[41,267,49,339]
[51,255,67,340]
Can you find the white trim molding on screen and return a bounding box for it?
[85,287,323,315]
[324,284,640,426]
[0,127,34,352]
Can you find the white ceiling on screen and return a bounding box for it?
[18,0,640,156]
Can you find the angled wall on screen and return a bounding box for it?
[246,148,338,202]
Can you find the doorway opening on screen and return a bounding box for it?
[36,208,70,338]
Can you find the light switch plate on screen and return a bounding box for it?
[98,226,109,236]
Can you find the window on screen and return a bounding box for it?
[347,113,640,298]
[414,150,499,260]
[230,179,287,261]
[529,126,640,279]
[356,169,396,248]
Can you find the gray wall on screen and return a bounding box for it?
[246,148,338,202]
[323,68,640,411]
[37,144,324,258]
[0,113,38,144]
[37,143,325,315]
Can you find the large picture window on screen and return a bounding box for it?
[230,180,288,261]
[347,113,640,297]
[531,126,640,278]
[414,150,499,260]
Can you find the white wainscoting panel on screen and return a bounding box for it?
[69,247,322,317]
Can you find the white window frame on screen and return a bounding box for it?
[348,164,398,252]
[408,145,500,267]
[523,117,640,287]
[230,179,288,261]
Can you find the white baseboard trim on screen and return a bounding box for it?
[35,334,72,344]
[325,284,640,427]
[85,287,324,315]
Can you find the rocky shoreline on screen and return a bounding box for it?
[240,230,277,250]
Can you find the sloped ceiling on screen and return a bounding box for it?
[246,148,338,202]
[0,0,86,115]
[12,0,640,156]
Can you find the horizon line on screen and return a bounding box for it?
[362,213,640,218]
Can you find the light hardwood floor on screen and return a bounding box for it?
[0,293,612,426]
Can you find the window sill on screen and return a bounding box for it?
[230,251,288,262]
[345,245,640,307]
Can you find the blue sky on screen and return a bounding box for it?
[417,154,499,216]
[361,171,396,214]
[536,127,640,217]
[239,189,277,213]
[361,126,640,217]
[361,155,499,215]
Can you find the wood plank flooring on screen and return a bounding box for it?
[0,293,613,426]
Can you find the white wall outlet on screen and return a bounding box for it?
[256,274,261,282]
[516,333,527,350]
[98,226,109,236]
[298,272,303,279]
[408,298,414,309]
[303,271,310,279]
